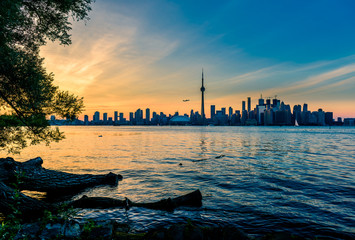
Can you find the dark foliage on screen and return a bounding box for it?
[0,0,94,153]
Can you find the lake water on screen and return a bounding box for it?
[12,126,355,238]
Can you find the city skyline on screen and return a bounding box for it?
[70,94,343,126]
[40,0,355,119]
[71,92,351,122]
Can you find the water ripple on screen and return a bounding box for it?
[12,126,355,238]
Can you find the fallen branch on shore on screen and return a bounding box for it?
[70,189,202,211]
[1,157,121,194]
[0,157,202,219]
[0,157,122,218]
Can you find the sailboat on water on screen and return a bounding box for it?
[295,119,299,127]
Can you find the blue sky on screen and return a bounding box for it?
[42,0,355,118]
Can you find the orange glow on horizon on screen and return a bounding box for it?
[78,97,354,121]
[40,3,354,122]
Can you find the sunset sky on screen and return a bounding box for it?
[41,0,355,119]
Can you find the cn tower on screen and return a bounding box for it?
[201,69,205,125]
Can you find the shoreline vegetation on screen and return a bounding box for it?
[1,216,352,240]
[5,218,308,240]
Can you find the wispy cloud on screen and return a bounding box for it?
[40,1,355,118]
[273,64,355,95]
[42,3,179,104]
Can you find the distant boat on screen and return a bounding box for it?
[295,119,299,127]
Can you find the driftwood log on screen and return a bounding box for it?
[0,157,202,219]
[0,157,122,218]
[1,157,121,194]
[0,181,50,217]
[70,189,202,211]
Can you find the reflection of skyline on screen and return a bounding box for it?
[199,134,207,156]
[41,1,355,119]
[14,124,354,238]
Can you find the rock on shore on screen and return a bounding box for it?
[11,219,305,240]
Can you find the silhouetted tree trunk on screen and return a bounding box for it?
[0,181,50,218]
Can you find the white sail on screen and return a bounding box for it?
[295,119,299,127]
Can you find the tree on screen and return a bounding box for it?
[0,2,204,228]
[0,0,94,153]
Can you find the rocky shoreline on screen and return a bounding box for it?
[11,218,311,240]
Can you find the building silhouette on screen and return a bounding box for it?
[247,97,251,113]
[114,111,118,123]
[210,105,215,119]
[146,108,150,124]
[103,113,108,123]
[93,111,100,123]
[200,69,206,125]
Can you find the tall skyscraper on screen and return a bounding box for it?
[210,105,215,119]
[114,111,118,123]
[221,107,226,116]
[103,113,108,123]
[258,94,264,106]
[135,108,143,123]
[146,108,150,123]
[272,98,278,107]
[247,97,251,112]
[303,103,308,112]
[129,112,134,123]
[325,112,333,125]
[242,101,246,112]
[200,69,206,124]
[228,107,233,118]
[93,111,100,123]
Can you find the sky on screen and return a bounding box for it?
[41,0,355,119]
